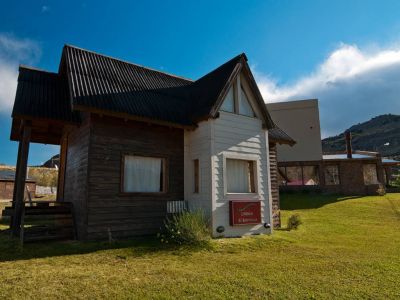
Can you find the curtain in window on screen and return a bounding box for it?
[227,159,250,193]
[124,156,162,192]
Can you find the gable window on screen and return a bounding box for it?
[220,86,235,112]
[219,80,256,117]
[239,86,255,117]
[123,155,166,193]
[226,159,256,193]
[325,165,340,185]
[193,159,199,193]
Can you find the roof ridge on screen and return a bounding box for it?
[64,44,193,83]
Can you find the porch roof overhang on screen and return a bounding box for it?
[10,65,81,144]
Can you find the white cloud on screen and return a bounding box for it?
[255,43,400,137]
[0,34,41,113]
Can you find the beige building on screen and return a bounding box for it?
[267,99,322,162]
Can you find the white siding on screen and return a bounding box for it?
[184,121,213,221]
[211,111,271,237]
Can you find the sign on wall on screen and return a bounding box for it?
[229,201,261,225]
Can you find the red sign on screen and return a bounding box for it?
[229,201,261,226]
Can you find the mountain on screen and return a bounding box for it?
[41,154,60,168]
[322,114,400,160]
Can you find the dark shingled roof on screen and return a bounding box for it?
[12,45,277,129]
[12,66,80,123]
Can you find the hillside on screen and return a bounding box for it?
[322,114,400,159]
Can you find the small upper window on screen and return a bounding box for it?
[220,86,234,113]
[123,155,166,193]
[226,159,256,193]
[239,86,255,117]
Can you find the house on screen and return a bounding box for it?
[9,45,294,240]
[267,99,400,195]
[0,169,36,200]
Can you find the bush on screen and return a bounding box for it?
[159,210,211,246]
[287,214,302,230]
[28,167,58,187]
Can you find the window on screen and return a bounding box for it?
[363,164,378,185]
[286,166,303,186]
[226,159,256,193]
[303,166,319,186]
[279,165,320,186]
[324,165,340,185]
[239,86,255,117]
[219,80,256,117]
[193,159,199,193]
[123,155,166,193]
[220,86,235,112]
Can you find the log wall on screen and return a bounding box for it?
[86,116,184,240]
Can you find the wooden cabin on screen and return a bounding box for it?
[9,45,294,240]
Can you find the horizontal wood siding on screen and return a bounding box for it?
[63,124,90,240]
[184,121,212,219]
[87,116,184,240]
[212,112,271,237]
[269,143,281,228]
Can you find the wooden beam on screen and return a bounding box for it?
[11,124,31,236]
[57,134,68,201]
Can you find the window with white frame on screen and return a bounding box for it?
[122,155,166,193]
[226,158,256,193]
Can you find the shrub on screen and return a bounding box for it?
[287,214,302,230]
[159,210,211,246]
[376,184,386,196]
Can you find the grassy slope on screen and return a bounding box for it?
[0,194,399,299]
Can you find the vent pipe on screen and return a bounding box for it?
[345,131,352,159]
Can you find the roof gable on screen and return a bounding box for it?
[13,45,275,129]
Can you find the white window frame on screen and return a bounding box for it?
[222,153,260,197]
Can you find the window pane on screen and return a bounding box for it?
[194,159,199,193]
[124,156,163,192]
[363,164,378,185]
[226,159,254,193]
[286,166,303,186]
[239,87,255,117]
[324,165,340,185]
[278,167,287,186]
[220,86,234,112]
[303,166,319,185]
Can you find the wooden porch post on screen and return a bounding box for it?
[11,122,31,236]
[57,134,68,202]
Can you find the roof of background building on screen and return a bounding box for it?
[0,169,35,182]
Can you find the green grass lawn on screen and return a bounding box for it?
[1,193,400,299]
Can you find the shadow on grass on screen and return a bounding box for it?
[280,192,360,210]
[0,229,211,263]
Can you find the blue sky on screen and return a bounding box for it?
[1,0,400,165]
